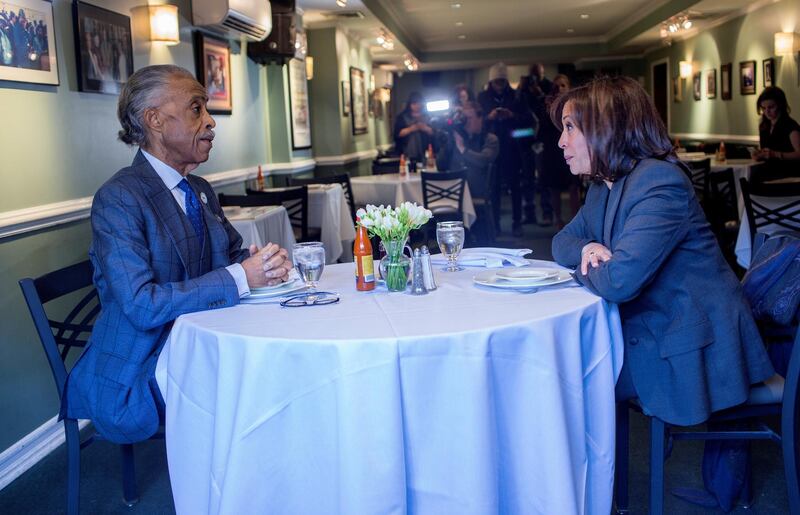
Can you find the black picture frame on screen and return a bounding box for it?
[72,1,132,94]
[721,63,732,100]
[0,0,59,85]
[740,60,756,95]
[706,68,716,99]
[763,58,774,88]
[692,71,701,101]
[287,57,311,150]
[194,32,233,114]
[350,66,368,135]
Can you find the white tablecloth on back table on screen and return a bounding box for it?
[156,260,623,515]
[351,173,477,228]
[226,205,296,254]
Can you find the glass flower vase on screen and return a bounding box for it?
[379,238,412,292]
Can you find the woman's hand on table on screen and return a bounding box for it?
[580,242,612,275]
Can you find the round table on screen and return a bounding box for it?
[156,260,623,515]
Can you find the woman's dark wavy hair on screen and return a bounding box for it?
[549,76,679,182]
[757,86,791,131]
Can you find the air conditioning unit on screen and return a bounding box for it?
[192,0,272,42]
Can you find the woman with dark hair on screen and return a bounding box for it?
[393,91,433,163]
[452,84,474,110]
[754,86,800,178]
[551,76,774,427]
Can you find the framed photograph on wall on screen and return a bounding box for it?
[672,76,682,102]
[0,0,59,85]
[740,60,756,95]
[194,32,232,114]
[721,63,732,100]
[73,1,133,95]
[350,66,368,135]
[287,57,311,150]
[341,80,350,116]
[692,71,701,101]
[706,69,716,99]
[763,58,774,88]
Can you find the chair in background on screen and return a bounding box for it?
[288,173,357,223]
[614,323,800,514]
[19,261,148,515]
[740,177,800,246]
[465,164,496,245]
[420,170,467,246]
[707,168,740,270]
[243,186,322,243]
[684,158,711,205]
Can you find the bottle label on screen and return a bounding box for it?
[357,255,375,282]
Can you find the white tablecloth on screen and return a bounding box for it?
[258,185,356,263]
[227,206,296,255]
[351,173,477,228]
[156,260,624,515]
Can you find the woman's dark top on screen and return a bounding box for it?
[393,112,432,162]
[759,114,800,179]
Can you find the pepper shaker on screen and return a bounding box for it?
[410,248,428,295]
[420,246,437,291]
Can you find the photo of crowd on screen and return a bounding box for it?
[76,9,132,94]
[0,2,50,71]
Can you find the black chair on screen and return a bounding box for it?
[740,177,800,246]
[708,168,740,269]
[242,186,322,243]
[288,173,357,223]
[420,170,466,223]
[372,156,401,175]
[614,322,800,514]
[683,157,711,204]
[18,261,146,515]
[465,164,496,245]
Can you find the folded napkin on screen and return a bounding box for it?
[430,247,532,268]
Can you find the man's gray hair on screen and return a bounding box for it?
[117,65,197,147]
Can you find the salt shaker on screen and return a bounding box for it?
[420,246,437,291]
[410,248,428,295]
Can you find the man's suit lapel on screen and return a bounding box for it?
[133,151,198,277]
[603,174,629,247]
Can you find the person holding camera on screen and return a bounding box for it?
[393,91,434,164]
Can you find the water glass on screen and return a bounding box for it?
[293,242,325,291]
[436,221,465,272]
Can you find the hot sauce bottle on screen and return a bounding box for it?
[354,219,375,291]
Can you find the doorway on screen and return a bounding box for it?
[651,59,670,131]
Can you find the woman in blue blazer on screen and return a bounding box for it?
[550,77,775,425]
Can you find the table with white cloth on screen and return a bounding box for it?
[156,260,624,515]
[225,205,296,255]
[258,185,356,263]
[350,173,477,228]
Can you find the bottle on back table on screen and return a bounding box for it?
[354,219,376,291]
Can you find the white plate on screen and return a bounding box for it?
[473,269,574,290]
[243,281,306,302]
[495,268,560,283]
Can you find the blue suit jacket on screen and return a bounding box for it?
[552,159,774,425]
[65,151,249,443]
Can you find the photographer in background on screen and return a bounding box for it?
[437,101,499,195]
[393,91,434,164]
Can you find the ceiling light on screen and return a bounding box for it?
[451,3,461,8]
[455,21,463,26]
[566,28,574,33]
[336,0,347,7]
[580,14,589,19]
[458,35,466,39]
[682,18,692,30]
[377,35,385,44]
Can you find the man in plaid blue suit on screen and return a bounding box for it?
[63,65,293,443]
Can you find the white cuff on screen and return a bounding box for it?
[225,263,251,298]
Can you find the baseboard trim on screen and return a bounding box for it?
[0,416,90,491]
[671,132,759,144]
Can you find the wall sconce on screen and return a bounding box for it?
[305,56,314,80]
[679,60,693,79]
[774,32,800,56]
[132,4,180,45]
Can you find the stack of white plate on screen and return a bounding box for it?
[241,277,306,304]
[473,267,574,290]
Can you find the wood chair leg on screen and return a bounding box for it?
[120,443,139,506]
[614,403,630,514]
[650,417,666,515]
[65,419,81,515]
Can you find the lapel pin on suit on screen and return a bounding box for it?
[200,192,208,204]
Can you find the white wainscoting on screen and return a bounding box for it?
[670,132,760,144]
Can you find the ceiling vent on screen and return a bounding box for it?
[322,10,365,19]
[192,0,273,41]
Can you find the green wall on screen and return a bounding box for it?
[0,0,338,455]
[645,0,800,139]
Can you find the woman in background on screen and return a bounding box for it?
[393,91,433,163]
[754,86,800,179]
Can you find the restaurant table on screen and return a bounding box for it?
[225,205,296,255]
[257,185,356,263]
[156,260,624,515]
[350,173,477,228]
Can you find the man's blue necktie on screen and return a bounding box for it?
[177,179,205,245]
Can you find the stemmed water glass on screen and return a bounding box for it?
[292,242,326,291]
[436,221,465,272]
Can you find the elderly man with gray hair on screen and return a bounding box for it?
[62,65,292,444]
